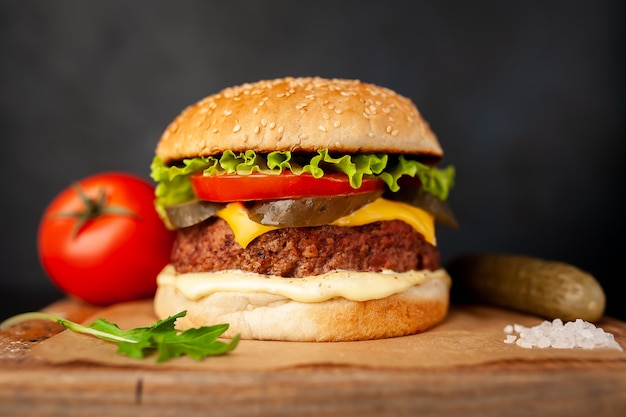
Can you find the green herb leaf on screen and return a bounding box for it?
[0,311,239,363]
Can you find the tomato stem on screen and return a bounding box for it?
[49,182,140,238]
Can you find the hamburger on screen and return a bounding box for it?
[150,76,456,342]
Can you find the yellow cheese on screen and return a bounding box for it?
[216,198,435,249]
[216,202,279,247]
[331,198,435,245]
[157,264,451,303]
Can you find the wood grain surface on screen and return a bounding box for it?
[1,298,625,417]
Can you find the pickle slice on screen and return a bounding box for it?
[386,187,458,228]
[165,200,225,228]
[248,191,383,227]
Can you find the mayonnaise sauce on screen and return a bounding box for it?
[157,265,451,303]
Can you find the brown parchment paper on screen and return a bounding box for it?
[31,300,626,370]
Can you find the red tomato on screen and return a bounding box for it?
[190,171,384,202]
[37,172,176,306]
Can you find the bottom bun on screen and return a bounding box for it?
[154,269,451,342]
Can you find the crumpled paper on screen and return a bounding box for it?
[32,300,626,370]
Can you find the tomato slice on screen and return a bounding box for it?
[190,171,384,202]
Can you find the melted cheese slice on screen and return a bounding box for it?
[215,202,279,246]
[216,198,435,248]
[331,198,435,244]
[157,264,451,303]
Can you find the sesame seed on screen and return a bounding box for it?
[253,107,259,114]
[253,126,260,134]
[278,126,284,133]
[322,112,330,120]
[318,125,327,133]
[333,121,341,128]
[261,118,268,127]
[233,124,241,133]
[269,121,276,130]
[298,133,309,140]
[391,130,399,136]
[362,112,370,120]
[368,132,375,137]
[386,125,393,133]
[223,109,232,116]
[335,108,343,114]
[212,128,220,134]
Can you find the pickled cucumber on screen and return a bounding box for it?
[247,191,383,227]
[386,186,458,228]
[165,200,225,228]
[446,253,606,322]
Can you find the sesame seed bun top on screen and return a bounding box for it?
[155,77,443,164]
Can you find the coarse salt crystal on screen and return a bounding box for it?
[502,319,623,351]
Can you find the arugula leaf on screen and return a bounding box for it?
[0,311,239,363]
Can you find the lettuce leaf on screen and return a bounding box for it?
[150,149,455,227]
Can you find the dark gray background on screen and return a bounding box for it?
[1,1,624,320]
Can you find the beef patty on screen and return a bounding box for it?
[170,218,440,277]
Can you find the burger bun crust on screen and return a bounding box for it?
[156,77,443,164]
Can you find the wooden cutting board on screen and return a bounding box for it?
[1,298,625,417]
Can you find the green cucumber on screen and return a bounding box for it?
[165,200,225,229]
[247,191,382,227]
[447,253,606,322]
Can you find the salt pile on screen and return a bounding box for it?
[503,318,623,351]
